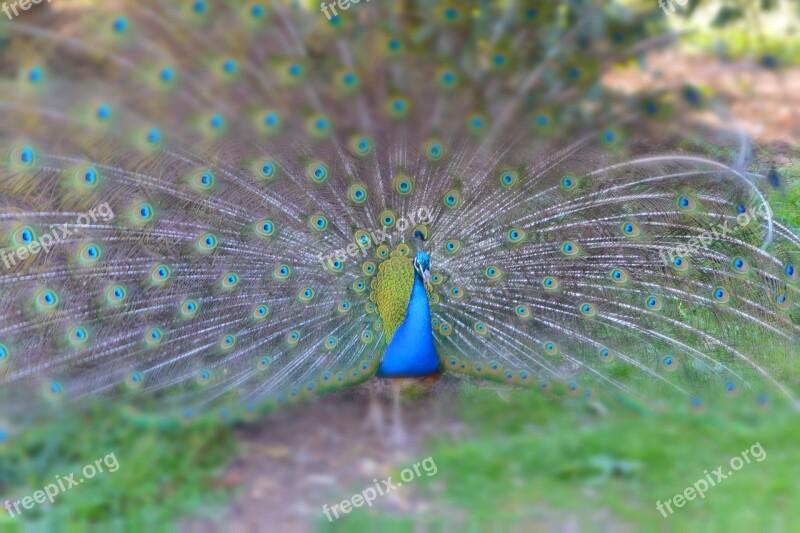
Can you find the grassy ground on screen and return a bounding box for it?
[0,406,237,530]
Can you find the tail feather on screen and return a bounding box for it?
[0,1,796,436]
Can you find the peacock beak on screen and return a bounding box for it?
[422,269,432,291]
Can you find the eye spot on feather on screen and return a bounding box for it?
[306,162,329,184]
[543,342,558,355]
[309,214,329,231]
[773,291,790,310]
[725,380,738,397]
[349,136,373,157]
[257,356,271,370]
[386,97,410,119]
[82,167,99,186]
[144,327,163,347]
[535,114,550,127]
[180,298,198,318]
[515,305,531,319]
[662,355,678,371]
[352,279,367,294]
[443,239,461,255]
[77,242,102,266]
[449,287,464,300]
[560,175,576,191]
[15,145,35,167]
[541,276,559,290]
[273,265,292,281]
[67,325,90,348]
[375,244,390,260]
[621,221,641,238]
[26,66,44,84]
[112,16,128,33]
[768,169,782,189]
[443,189,461,208]
[252,304,269,320]
[249,3,265,17]
[425,141,444,161]
[286,330,301,346]
[348,183,368,204]
[130,202,154,226]
[468,114,487,134]
[149,264,171,286]
[786,263,796,281]
[645,296,663,311]
[196,233,218,253]
[438,68,458,89]
[473,322,487,335]
[609,269,629,283]
[298,287,315,303]
[11,225,36,247]
[34,288,59,313]
[125,371,143,390]
[221,272,239,290]
[499,170,519,188]
[579,303,596,317]
[712,287,730,303]
[443,6,459,21]
[379,209,397,228]
[105,285,127,307]
[219,334,237,351]
[601,129,618,145]
[561,241,580,256]
[307,115,331,138]
[196,369,212,385]
[261,111,281,134]
[671,256,689,272]
[255,219,276,238]
[677,196,696,211]
[598,347,614,363]
[484,265,502,280]
[506,227,525,244]
[392,174,413,195]
[145,128,161,147]
[362,262,376,276]
[360,330,374,344]
[96,104,112,121]
[731,257,749,274]
[45,381,63,400]
[326,258,344,273]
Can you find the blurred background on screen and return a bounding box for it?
[0,0,798,531]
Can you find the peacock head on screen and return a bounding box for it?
[412,230,432,290]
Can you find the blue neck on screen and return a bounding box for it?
[376,274,440,377]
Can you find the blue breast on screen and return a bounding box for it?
[376,274,440,377]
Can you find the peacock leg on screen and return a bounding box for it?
[389,380,409,447]
[362,379,385,436]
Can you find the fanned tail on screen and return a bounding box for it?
[0,0,795,438]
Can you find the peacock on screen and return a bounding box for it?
[0,0,797,446]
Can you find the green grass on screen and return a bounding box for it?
[415,385,799,531]
[0,404,238,530]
